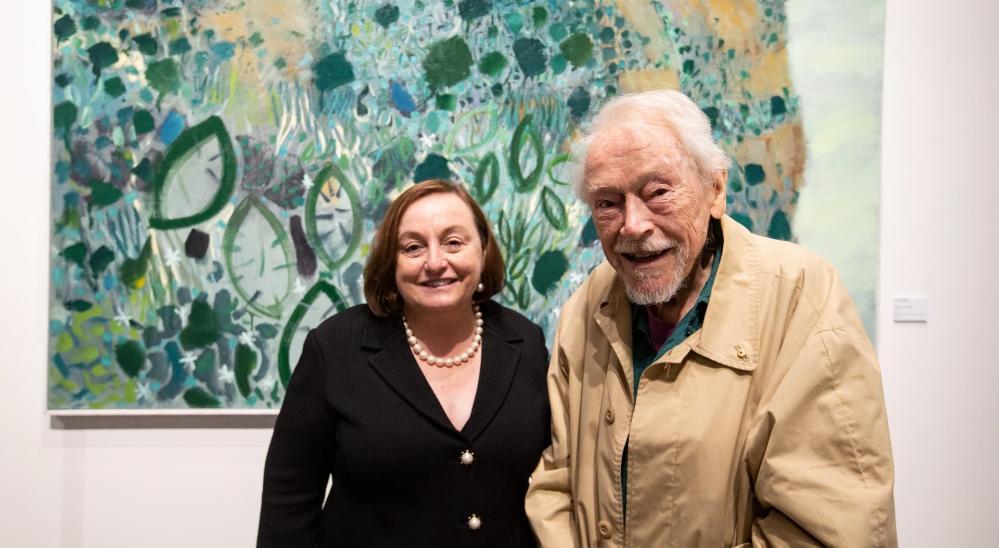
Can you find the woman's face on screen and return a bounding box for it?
[394,192,485,317]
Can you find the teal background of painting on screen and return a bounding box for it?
[47,0,879,410]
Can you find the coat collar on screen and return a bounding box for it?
[592,214,761,373]
[363,300,524,442]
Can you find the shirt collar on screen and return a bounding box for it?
[596,215,762,372]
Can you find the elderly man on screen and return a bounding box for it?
[525,90,896,547]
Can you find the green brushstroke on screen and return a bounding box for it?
[278,281,349,387]
[560,33,594,68]
[179,300,220,350]
[235,343,256,398]
[509,114,544,192]
[532,250,569,296]
[150,116,236,229]
[115,340,145,377]
[423,36,473,90]
[314,52,355,92]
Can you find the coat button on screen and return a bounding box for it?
[459,450,475,465]
[467,514,482,530]
[598,519,612,539]
[604,407,615,424]
[735,344,748,359]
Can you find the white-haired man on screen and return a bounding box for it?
[525,90,896,546]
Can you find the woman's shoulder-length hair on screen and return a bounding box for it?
[362,179,505,317]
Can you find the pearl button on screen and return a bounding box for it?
[467,514,482,530]
[460,450,475,465]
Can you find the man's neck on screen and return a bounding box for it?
[648,249,714,324]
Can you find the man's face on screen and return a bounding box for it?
[582,122,726,305]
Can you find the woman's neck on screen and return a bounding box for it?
[403,303,477,356]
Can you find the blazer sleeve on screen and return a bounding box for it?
[747,280,897,547]
[257,330,335,548]
[525,323,580,548]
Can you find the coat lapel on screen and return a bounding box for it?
[461,302,522,442]
[364,312,457,436]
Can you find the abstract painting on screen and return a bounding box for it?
[49,0,883,410]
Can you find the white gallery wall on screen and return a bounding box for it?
[1,1,997,546]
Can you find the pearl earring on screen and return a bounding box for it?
[476,282,484,292]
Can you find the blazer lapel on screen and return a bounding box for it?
[461,304,523,442]
[364,312,457,436]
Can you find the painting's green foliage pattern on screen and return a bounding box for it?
[49,0,806,409]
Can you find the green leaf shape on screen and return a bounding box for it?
[88,180,122,209]
[446,105,499,155]
[54,101,78,132]
[313,52,355,92]
[744,163,765,185]
[559,33,594,68]
[472,152,500,204]
[374,4,400,28]
[767,210,792,241]
[87,42,118,79]
[180,300,221,350]
[278,281,348,387]
[150,116,237,229]
[423,36,473,90]
[304,164,363,271]
[145,59,180,103]
[222,195,295,319]
[133,109,155,134]
[509,114,545,193]
[547,152,571,186]
[531,250,569,296]
[183,387,221,408]
[88,246,115,276]
[541,187,568,231]
[133,33,158,56]
[458,0,491,22]
[115,340,146,377]
[119,237,152,289]
[62,242,87,267]
[54,15,76,42]
[235,343,257,398]
[478,51,507,77]
[513,37,547,77]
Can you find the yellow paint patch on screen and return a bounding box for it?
[615,0,676,64]
[742,48,792,98]
[735,122,806,191]
[617,68,680,93]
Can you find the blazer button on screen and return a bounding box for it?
[735,344,748,359]
[604,407,615,424]
[459,450,475,466]
[467,514,482,530]
[597,519,612,539]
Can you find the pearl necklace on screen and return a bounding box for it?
[402,304,484,367]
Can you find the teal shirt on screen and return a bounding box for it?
[621,242,722,517]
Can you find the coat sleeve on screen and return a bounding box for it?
[747,285,897,547]
[525,324,580,548]
[257,330,335,547]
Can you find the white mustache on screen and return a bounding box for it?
[614,236,678,255]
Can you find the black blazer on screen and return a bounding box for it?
[258,301,550,547]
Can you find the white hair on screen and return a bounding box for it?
[569,89,730,198]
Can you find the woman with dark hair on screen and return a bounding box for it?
[258,179,550,547]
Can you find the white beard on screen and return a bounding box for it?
[615,236,692,306]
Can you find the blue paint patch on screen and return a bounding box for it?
[159,111,185,145]
[103,273,116,290]
[52,267,65,286]
[211,41,235,60]
[389,81,417,116]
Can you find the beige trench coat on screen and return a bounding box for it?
[525,216,896,547]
